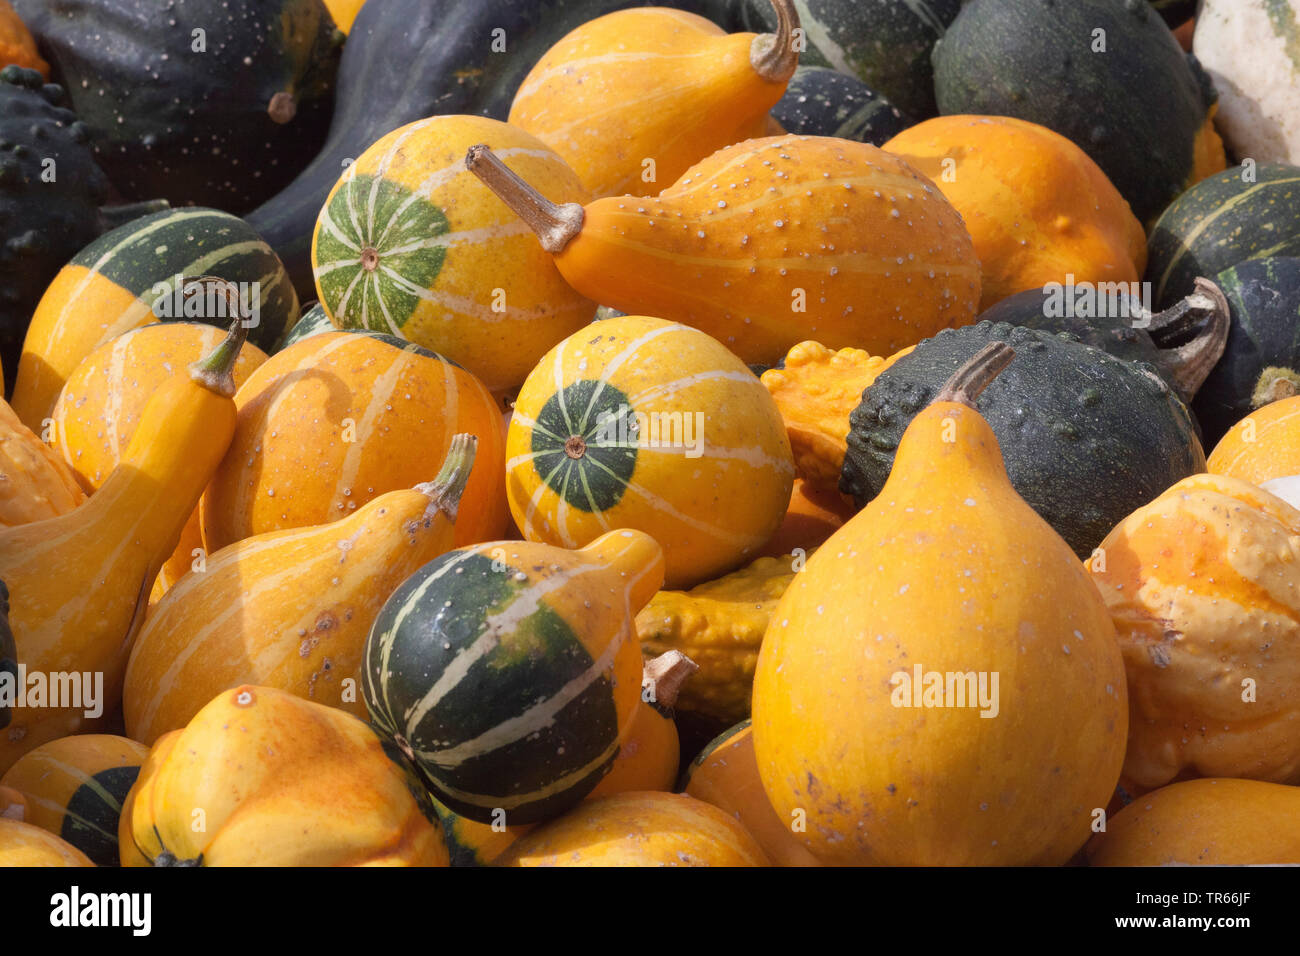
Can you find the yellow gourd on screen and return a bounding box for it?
[508,1,799,198]
[0,315,245,774]
[120,685,448,866]
[0,818,93,866]
[751,344,1129,865]
[637,548,808,724]
[1088,473,1300,789]
[1207,395,1300,485]
[0,396,85,528]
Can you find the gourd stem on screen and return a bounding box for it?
[414,433,478,523]
[934,343,1015,407]
[188,282,250,397]
[642,650,699,713]
[97,199,170,231]
[1252,368,1300,409]
[1144,276,1230,402]
[267,91,297,124]
[750,0,801,83]
[465,145,584,254]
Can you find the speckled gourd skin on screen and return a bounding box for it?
[841,322,1206,558]
[771,66,910,145]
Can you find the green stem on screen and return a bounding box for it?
[415,433,478,523]
[188,305,249,397]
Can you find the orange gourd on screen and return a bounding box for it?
[1088,473,1300,790]
[123,434,476,745]
[49,321,268,604]
[0,320,245,774]
[201,331,506,553]
[760,340,911,494]
[684,720,822,867]
[467,135,981,366]
[499,791,769,866]
[1206,395,1300,485]
[0,818,93,866]
[120,685,448,866]
[587,650,695,800]
[0,396,85,528]
[882,115,1147,311]
[508,1,800,198]
[752,344,1128,865]
[0,1,48,78]
[756,478,855,559]
[1088,778,1300,866]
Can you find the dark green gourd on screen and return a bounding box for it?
[731,0,961,119]
[0,67,165,389]
[1192,258,1300,447]
[13,0,344,214]
[771,67,911,145]
[840,322,1206,558]
[932,0,1220,224]
[1146,163,1300,309]
[977,278,1230,404]
[246,0,734,298]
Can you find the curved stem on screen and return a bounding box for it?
[934,343,1015,407]
[642,650,698,715]
[1145,276,1230,402]
[187,293,249,397]
[750,0,801,83]
[97,199,170,232]
[414,433,478,523]
[465,144,584,254]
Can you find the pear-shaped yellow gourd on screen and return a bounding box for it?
[509,1,800,198]
[751,344,1128,865]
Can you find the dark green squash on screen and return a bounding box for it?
[0,581,14,731]
[1146,163,1300,309]
[977,277,1230,404]
[731,0,961,119]
[932,0,1220,224]
[771,66,910,145]
[841,321,1206,558]
[247,0,734,299]
[14,0,344,214]
[1192,258,1300,446]
[0,66,165,392]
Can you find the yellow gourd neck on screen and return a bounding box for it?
[577,529,666,612]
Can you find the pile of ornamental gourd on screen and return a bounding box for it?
[2,0,1300,867]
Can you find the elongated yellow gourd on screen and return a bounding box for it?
[509,1,799,198]
[122,434,476,746]
[752,344,1128,865]
[466,135,981,365]
[0,309,245,775]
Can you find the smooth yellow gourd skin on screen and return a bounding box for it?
[500,791,770,866]
[1207,396,1300,485]
[685,721,822,867]
[1088,778,1300,866]
[120,685,449,867]
[0,363,237,774]
[1089,473,1300,790]
[124,449,472,745]
[508,8,782,198]
[883,115,1148,311]
[752,398,1128,865]
[0,817,93,866]
[506,315,794,589]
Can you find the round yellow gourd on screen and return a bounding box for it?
[506,315,794,588]
[311,114,596,394]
